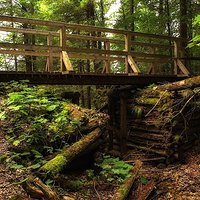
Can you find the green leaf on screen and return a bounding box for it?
[10,164,24,170]
[29,163,41,169]
[0,111,6,120]
[140,176,148,185]
[45,179,54,186]
[12,140,21,146]
[46,104,58,111]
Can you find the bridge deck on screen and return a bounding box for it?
[0,71,187,85]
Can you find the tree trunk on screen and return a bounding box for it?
[10,0,18,71]
[180,0,188,39]
[159,75,200,91]
[130,0,135,31]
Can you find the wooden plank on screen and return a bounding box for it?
[0,72,185,86]
[68,53,125,62]
[62,51,74,73]
[104,41,111,73]
[177,59,190,75]
[0,42,60,51]
[127,55,141,73]
[131,41,173,49]
[47,33,53,72]
[0,26,58,36]
[173,41,178,75]
[0,26,175,49]
[148,47,156,74]
[0,42,173,63]
[0,49,59,57]
[125,34,131,73]
[60,26,66,72]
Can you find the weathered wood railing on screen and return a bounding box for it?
[0,15,198,75]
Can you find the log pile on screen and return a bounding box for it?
[111,76,200,161]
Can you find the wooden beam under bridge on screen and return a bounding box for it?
[0,71,187,85]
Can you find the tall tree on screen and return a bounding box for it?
[180,0,188,39]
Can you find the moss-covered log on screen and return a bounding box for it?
[158,75,200,91]
[113,160,142,200]
[40,128,102,174]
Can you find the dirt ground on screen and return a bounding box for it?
[1,128,200,200]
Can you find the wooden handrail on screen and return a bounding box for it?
[0,15,197,76]
[0,15,188,41]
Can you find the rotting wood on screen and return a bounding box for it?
[159,75,200,91]
[110,75,200,161]
[22,177,75,200]
[135,180,155,200]
[113,160,142,200]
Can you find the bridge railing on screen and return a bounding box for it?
[0,15,197,76]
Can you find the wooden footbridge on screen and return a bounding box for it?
[0,16,199,85]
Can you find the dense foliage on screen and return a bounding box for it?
[0,81,86,170]
[188,15,200,48]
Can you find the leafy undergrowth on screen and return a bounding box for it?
[0,81,86,171]
[0,81,133,199]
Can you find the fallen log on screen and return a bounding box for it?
[40,128,102,174]
[135,180,155,200]
[158,75,200,91]
[113,160,142,200]
[22,176,74,200]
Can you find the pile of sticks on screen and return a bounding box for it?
[110,76,200,161]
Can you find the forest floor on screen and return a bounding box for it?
[0,131,30,200]
[1,127,200,200]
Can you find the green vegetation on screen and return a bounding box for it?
[85,155,133,184]
[97,155,133,183]
[188,15,200,48]
[0,81,88,171]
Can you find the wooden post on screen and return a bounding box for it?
[148,47,156,74]
[125,33,140,74]
[119,92,127,153]
[125,34,131,73]
[174,40,190,76]
[108,92,115,150]
[104,41,111,73]
[47,33,53,72]
[173,40,179,75]
[60,26,66,72]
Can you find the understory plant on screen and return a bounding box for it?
[0,81,83,170]
[86,155,133,184]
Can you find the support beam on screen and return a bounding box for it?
[120,92,127,153]
[127,55,141,74]
[62,51,74,74]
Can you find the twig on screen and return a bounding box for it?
[93,181,101,200]
[172,89,200,120]
[145,90,167,117]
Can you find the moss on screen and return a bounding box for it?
[41,154,67,174]
[139,98,158,105]
[132,106,143,118]
[118,187,129,197]
[68,179,85,191]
